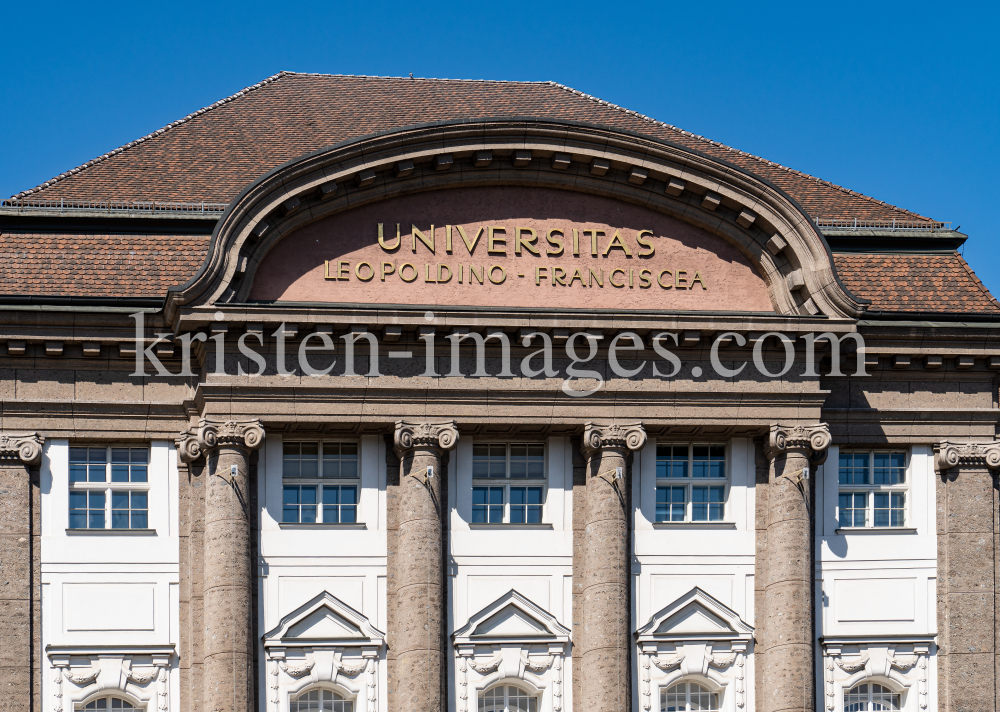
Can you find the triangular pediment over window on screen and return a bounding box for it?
[453,590,570,647]
[263,591,385,650]
[636,587,753,645]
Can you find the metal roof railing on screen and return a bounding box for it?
[0,198,228,216]
[815,217,951,231]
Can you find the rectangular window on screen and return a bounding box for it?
[838,450,908,528]
[280,441,362,525]
[654,444,728,522]
[68,445,151,531]
[471,443,546,524]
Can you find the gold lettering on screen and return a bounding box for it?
[536,266,548,285]
[488,265,506,284]
[424,263,436,283]
[690,271,707,290]
[602,230,632,257]
[567,268,585,287]
[457,225,484,254]
[324,260,334,280]
[552,267,567,286]
[355,262,374,282]
[639,269,652,288]
[675,270,688,289]
[609,268,626,288]
[459,264,464,283]
[470,265,485,285]
[438,264,452,283]
[584,229,603,257]
[657,270,673,289]
[629,268,634,288]
[588,268,604,287]
[338,261,350,280]
[636,229,654,258]
[515,227,540,256]
[488,226,507,254]
[381,262,395,281]
[546,229,564,257]
[572,229,580,256]
[446,225,453,253]
[412,224,435,253]
[378,223,401,251]
[399,263,418,282]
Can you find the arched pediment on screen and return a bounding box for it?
[454,589,571,646]
[163,119,867,323]
[636,587,753,644]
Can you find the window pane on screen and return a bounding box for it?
[656,444,688,478]
[839,452,870,485]
[341,486,357,505]
[301,486,317,505]
[111,465,129,482]
[839,492,867,528]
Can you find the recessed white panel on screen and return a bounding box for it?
[64,583,155,631]
[651,576,733,612]
[835,578,916,622]
[279,577,364,616]
[468,577,550,618]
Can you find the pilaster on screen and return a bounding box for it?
[579,422,646,712]
[761,423,829,712]
[178,418,264,712]
[933,440,1000,712]
[389,421,458,712]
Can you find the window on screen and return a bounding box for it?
[661,681,720,711]
[282,441,359,524]
[82,698,137,710]
[844,682,900,711]
[838,451,907,528]
[68,446,149,530]
[479,685,537,712]
[655,444,727,522]
[471,443,545,524]
[290,689,353,712]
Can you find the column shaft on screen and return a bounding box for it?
[580,423,645,712]
[761,424,829,712]
[0,434,42,712]
[390,421,457,712]
[934,442,1000,712]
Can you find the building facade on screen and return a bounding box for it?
[1,72,998,712]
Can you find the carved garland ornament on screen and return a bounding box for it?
[0,432,44,465]
[177,417,265,463]
[934,440,1000,472]
[582,422,647,457]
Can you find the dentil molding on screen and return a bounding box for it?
[176,417,265,463]
[0,432,44,466]
[934,440,1000,472]
[581,422,647,456]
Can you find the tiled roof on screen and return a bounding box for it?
[12,72,933,224]
[832,252,1000,314]
[0,232,210,297]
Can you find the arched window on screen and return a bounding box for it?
[82,699,138,710]
[479,684,537,712]
[844,682,901,711]
[291,689,353,712]
[661,681,720,712]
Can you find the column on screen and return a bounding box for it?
[179,418,264,712]
[761,423,829,712]
[390,421,458,712]
[933,441,999,712]
[0,433,43,712]
[580,422,645,712]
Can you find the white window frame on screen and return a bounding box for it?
[843,680,902,710]
[289,686,355,712]
[478,683,539,712]
[659,679,721,711]
[653,443,729,523]
[67,444,151,532]
[78,694,142,710]
[471,442,547,525]
[836,449,909,529]
[281,440,361,525]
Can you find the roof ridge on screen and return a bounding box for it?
[11,71,292,200]
[283,71,552,85]
[546,81,932,222]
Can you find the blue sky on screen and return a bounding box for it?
[3,1,998,294]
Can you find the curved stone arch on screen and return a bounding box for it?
[164,119,868,322]
[74,688,150,710]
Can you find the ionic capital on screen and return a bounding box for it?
[767,423,831,465]
[933,440,1000,473]
[393,420,459,457]
[581,422,646,457]
[0,432,44,466]
[176,417,265,464]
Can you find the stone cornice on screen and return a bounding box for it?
[176,417,265,463]
[393,420,459,457]
[933,440,1000,472]
[581,422,647,456]
[766,423,831,464]
[0,433,44,466]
